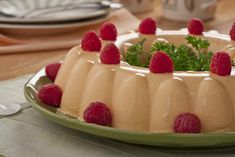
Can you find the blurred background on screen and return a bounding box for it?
[0,0,234,80]
[0,0,233,33]
[116,0,232,32]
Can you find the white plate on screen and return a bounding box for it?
[0,0,108,24]
[0,15,109,36]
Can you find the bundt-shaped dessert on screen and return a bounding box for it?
[39,18,235,133]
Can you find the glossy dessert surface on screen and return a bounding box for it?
[24,66,235,147]
[55,30,235,133]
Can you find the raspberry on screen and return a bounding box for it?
[100,43,120,64]
[187,18,204,35]
[173,112,201,133]
[229,22,235,40]
[38,84,62,107]
[210,51,231,76]
[83,102,112,126]
[149,51,173,73]
[45,62,61,81]
[100,22,117,41]
[81,31,102,52]
[139,17,157,34]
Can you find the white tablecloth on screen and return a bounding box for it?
[1,75,235,157]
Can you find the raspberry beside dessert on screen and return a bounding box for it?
[81,30,102,52]
[149,51,174,73]
[45,62,61,81]
[100,22,117,41]
[173,112,201,133]
[210,51,232,76]
[83,102,112,126]
[187,18,204,35]
[139,17,157,34]
[38,84,62,107]
[100,43,120,64]
[229,22,235,40]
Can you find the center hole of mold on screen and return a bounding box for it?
[119,33,233,71]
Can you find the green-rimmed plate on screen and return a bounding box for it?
[24,68,235,148]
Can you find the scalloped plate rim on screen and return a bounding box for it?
[24,67,235,148]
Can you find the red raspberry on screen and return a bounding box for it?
[83,102,112,126]
[100,43,120,64]
[45,62,61,81]
[173,113,201,133]
[149,51,173,73]
[139,17,157,34]
[229,22,235,40]
[38,84,62,107]
[187,18,204,35]
[81,31,102,52]
[100,22,117,41]
[210,51,231,76]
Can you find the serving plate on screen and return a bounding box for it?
[0,15,108,36]
[24,67,235,148]
[0,0,109,24]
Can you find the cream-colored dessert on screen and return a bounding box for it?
[55,30,235,133]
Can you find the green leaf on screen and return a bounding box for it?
[150,36,212,71]
[185,36,210,51]
[124,35,213,71]
[125,38,151,67]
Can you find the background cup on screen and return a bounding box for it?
[115,0,155,13]
[162,0,217,21]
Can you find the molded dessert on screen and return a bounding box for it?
[44,19,235,133]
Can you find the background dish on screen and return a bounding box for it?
[0,0,109,24]
[24,67,235,148]
[0,15,108,36]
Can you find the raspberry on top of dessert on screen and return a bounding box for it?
[39,18,235,134]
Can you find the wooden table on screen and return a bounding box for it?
[1,0,235,80]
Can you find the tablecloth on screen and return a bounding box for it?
[0,75,235,157]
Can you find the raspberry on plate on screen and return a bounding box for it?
[149,51,173,73]
[229,22,235,40]
[139,17,157,35]
[38,84,62,107]
[100,22,117,41]
[45,62,61,81]
[81,30,102,52]
[83,102,112,126]
[187,18,204,35]
[210,51,232,76]
[173,112,201,133]
[100,43,120,64]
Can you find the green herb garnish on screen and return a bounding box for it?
[185,36,210,52]
[151,36,212,71]
[125,38,151,68]
[124,36,213,71]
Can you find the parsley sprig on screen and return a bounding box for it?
[125,39,151,68]
[124,36,213,71]
[186,36,209,52]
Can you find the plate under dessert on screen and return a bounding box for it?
[24,69,235,148]
[24,27,235,148]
